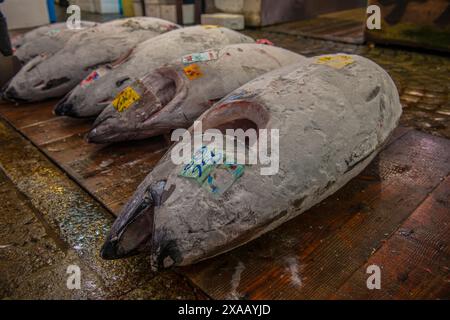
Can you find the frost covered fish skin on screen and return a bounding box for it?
[100,54,402,269]
[2,17,180,102]
[54,26,255,118]
[12,22,77,48]
[14,21,99,63]
[88,44,306,143]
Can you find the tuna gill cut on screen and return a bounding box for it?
[100,54,402,269]
[2,17,180,103]
[54,26,255,118]
[88,43,307,143]
[14,21,99,64]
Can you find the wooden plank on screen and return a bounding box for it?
[0,101,169,216]
[181,131,450,299]
[333,175,450,299]
[0,101,56,129]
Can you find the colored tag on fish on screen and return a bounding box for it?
[256,39,274,46]
[222,89,257,103]
[182,50,218,65]
[112,86,141,113]
[315,55,354,69]
[46,29,61,36]
[80,68,108,88]
[179,145,223,184]
[202,164,245,196]
[183,63,203,80]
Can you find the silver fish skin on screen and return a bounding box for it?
[54,26,255,118]
[88,43,306,144]
[2,17,180,103]
[14,21,99,63]
[100,54,402,269]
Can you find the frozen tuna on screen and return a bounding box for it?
[88,43,306,143]
[2,17,180,102]
[12,22,76,48]
[100,54,402,269]
[14,21,99,63]
[54,26,254,118]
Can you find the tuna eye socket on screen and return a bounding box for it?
[116,77,130,87]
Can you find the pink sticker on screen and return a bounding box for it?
[256,39,274,46]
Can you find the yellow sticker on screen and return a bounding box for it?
[112,86,141,112]
[183,63,203,80]
[315,55,354,69]
[202,25,220,29]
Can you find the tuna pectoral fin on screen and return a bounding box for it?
[111,48,135,68]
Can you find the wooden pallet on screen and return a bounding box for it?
[0,99,449,299]
[264,8,367,44]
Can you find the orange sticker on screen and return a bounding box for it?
[183,63,203,80]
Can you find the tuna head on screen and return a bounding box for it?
[54,66,119,117]
[2,54,73,102]
[101,180,167,259]
[87,67,199,143]
[100,97,272,268]
[54,48,137,117]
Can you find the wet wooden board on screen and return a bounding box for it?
[265,8,366,44]
[0,100,170,214]
[0,99,449,300]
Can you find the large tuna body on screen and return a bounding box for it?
[2,18,180,102]
[100,54,402,269]
[88,43,306,143]
[54,26,255,118]
[15,21,99,63]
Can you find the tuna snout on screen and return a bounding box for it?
[54,95,77,117]
[100,181,167,260]
[1,85,29,103]
[2,86,18,102]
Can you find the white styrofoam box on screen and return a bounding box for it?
[94,0,120,14]
[182,4,194,25]
[201,13,245,30]
[214,0,244,14]
[159,4,194,25]
[0,0,50,30]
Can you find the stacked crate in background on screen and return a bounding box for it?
[133,0,195,25]
[201,0,246,30]
[70,0,121,14]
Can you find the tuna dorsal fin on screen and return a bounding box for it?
[111,48,135,68]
